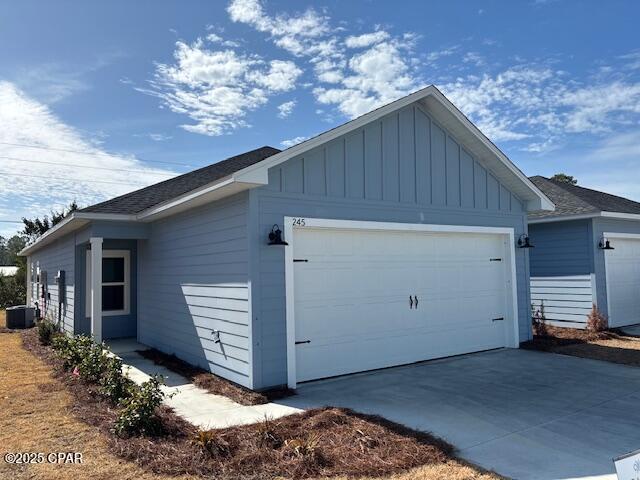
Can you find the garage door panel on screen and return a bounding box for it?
[296,321,506,382]
[292,225,510,383]
[606,238,640,328]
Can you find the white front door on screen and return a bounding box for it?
[606,237,640,328]
[290,222,513,383]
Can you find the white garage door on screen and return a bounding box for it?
[606,237,640,328]
[289,221,515,383]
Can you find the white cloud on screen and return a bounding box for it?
[228,0,422,119]
[141,36,302,136]
[0,82,176,237]
[277,100,296,118]
[344,31,390,48]
[280,135,308,148]
[442,66,640,148]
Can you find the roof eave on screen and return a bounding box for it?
[19,211,137,256]
[528,211,640,224]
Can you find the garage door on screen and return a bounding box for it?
[290,222,514,383]
[606,237,640,328]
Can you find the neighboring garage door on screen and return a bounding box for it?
[606,237,640,328]
[288,219,516,384]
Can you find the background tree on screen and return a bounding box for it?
[21,200,78,245]
[551,173,578,185]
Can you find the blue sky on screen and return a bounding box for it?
[1,0,639,237]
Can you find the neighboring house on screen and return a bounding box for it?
[529,176,640,329]
[0,266,18,276]
[19,86,553,391]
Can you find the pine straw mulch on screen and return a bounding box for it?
[15,327,501,480]
[136,347,292,405]
[521,324,640,367]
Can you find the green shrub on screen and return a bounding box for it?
[37,318,58,345]
[52,334,93,371]
[114,375,166,436]
[78,341,109,383]
[100,356,133,404]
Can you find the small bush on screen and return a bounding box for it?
[285,434,321,458]
[587,303,608,332]
[53,335,94,372]
[100,356,133,404]
[532,301,548,336]
[256,416,281,448]
[37,318,58,345]
[78,341,109,383]
[193,430,230,457]
[114,375,166,436]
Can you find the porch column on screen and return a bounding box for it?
[26,257,32,306]
[90,237,103,343]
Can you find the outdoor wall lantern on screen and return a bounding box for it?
[517,234,534,248]
[268,224,288,246]
[598,237,614,250]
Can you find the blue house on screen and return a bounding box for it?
[529,176,640,329]
[19,86,552,391]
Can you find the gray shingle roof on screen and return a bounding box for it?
[81,146,281,215]
[529,176,640,219]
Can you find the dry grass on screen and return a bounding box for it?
[1,325,501,480]
[522,324,640,366]
[138,347,292,405]
[0,327,193,480]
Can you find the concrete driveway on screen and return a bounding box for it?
[279,349,640,480]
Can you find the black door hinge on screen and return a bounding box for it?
[490,258,502,262]
[492,317,505,322]
[295,340,311,345]
[293,259,308,263]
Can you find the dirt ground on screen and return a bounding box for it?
[0,314,500,480]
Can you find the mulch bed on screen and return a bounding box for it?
[521,325,640,367]
[137,347,292,405]
[20,328,456,480]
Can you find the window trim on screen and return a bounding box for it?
[86,249,130,317]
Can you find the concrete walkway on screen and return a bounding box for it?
[109,340,302,430]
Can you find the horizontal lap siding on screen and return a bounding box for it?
[29,233,75,334]
[531,275,595,329]
[138,192,252,388]
[250,101,530,389]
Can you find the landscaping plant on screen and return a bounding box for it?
[114,374,166,436]
[586,303,608,333]
[532,300,548,336]
[100,356,133,404]
[37,317,58,345]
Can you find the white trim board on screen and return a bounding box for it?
[284,217,520,389]
[85,249,131,318]
[529,211,640,225]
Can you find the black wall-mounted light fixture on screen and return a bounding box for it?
[598,237,614,250]
[517,233,534,248]
[268,224,288,246]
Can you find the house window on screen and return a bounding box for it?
[86,250,130,317]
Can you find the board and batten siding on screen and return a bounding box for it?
[28,232,76,334]
[528,219,594,277]
[137,192,253,388]
[248,101,531,390]
[530,275,596,329]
